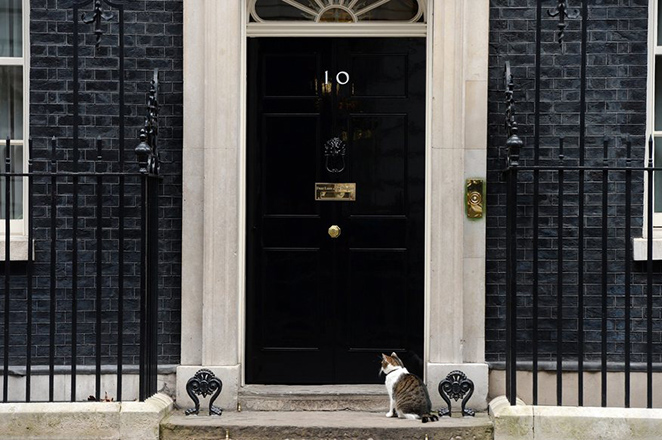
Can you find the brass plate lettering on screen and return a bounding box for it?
[315,183,356,201]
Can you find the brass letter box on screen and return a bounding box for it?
[315,183,356,201]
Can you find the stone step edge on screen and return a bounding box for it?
[238,396,389,412]
[238,385,386,395]
[237,385,390,411]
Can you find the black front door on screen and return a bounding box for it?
[246,38,426,384]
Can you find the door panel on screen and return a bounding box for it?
[263,114,320,215]
[346,250,408,349]
[349,54,408,97]
[262,249,324,348]
[263,54,318,97]
[349,114,408,215]
[247,37,425,384]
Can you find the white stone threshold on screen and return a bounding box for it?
[0,392,173,440]
[489,395,662,440]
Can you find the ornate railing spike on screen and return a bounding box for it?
[548,0,580,46]
[504,62,517,139]
[504,62,524,167]
[81,0,114,48]
[135,69,160,176]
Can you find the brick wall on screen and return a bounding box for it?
[9,0,655,375]
[486,0,657,365]
[0,0,183,368]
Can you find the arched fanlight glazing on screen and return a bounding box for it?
[249,0,425,23]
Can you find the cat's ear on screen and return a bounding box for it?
[391,352,399,359]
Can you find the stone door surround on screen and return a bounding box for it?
[179,0,490,411]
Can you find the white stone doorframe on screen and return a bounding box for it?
[178,0,490,412]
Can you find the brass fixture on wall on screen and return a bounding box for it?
[466,179,484,219]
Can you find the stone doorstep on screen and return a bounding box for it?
[160,410,494,440]
[237,385,389,412]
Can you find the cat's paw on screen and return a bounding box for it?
[385,411,396,418]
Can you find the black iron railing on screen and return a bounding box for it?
[500,0,658,408]
[503,64,660,407]
[0,0,160,403]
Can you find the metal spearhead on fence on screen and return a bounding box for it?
[504,62,523,168]
[80,0,114,49]
[547,0,580,46]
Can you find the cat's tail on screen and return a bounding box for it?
[421,413,439,423]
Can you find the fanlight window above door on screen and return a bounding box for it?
[249,0,425,23]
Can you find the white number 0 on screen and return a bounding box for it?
[325,70,350,86]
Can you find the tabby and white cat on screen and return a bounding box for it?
[380,352,439,423]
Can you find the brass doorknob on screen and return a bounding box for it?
[328,225,341,238]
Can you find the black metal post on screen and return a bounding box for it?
[95,137,103,401]
[557,138,564,406]
[647,136,654,409]
[139,169,148,401]
[147,172,159,397]
[3,137,10,403]
[505,148,522,406]
[624,138,632,408]
[504,63,522,405]
[117,0,126,403]
[601,138,609,408]
[533,0,542,406]
[49,137,56,402]
[577,0,588,407]
[71,2,81,402]
[117,178,125,401]
[25,138,34,402]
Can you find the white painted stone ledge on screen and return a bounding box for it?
[633,237,662,260]
[489,395,662,440]
[0,392,173,440]
[0,237,29,261]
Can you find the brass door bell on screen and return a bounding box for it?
[466,179,485,219]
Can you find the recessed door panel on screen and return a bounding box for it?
[263,114,320,215]
[346,250,408,349]
[247,37,425,384]
[350,54,408,97]
[262,249,324,348]
[349,114,408,215]
[264,54,319,97]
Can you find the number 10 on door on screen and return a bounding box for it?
[325,70,350,86]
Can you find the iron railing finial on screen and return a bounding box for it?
[504,62,524,167]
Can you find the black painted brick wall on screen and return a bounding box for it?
[0,0,182,368]
[486,0,662,365]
